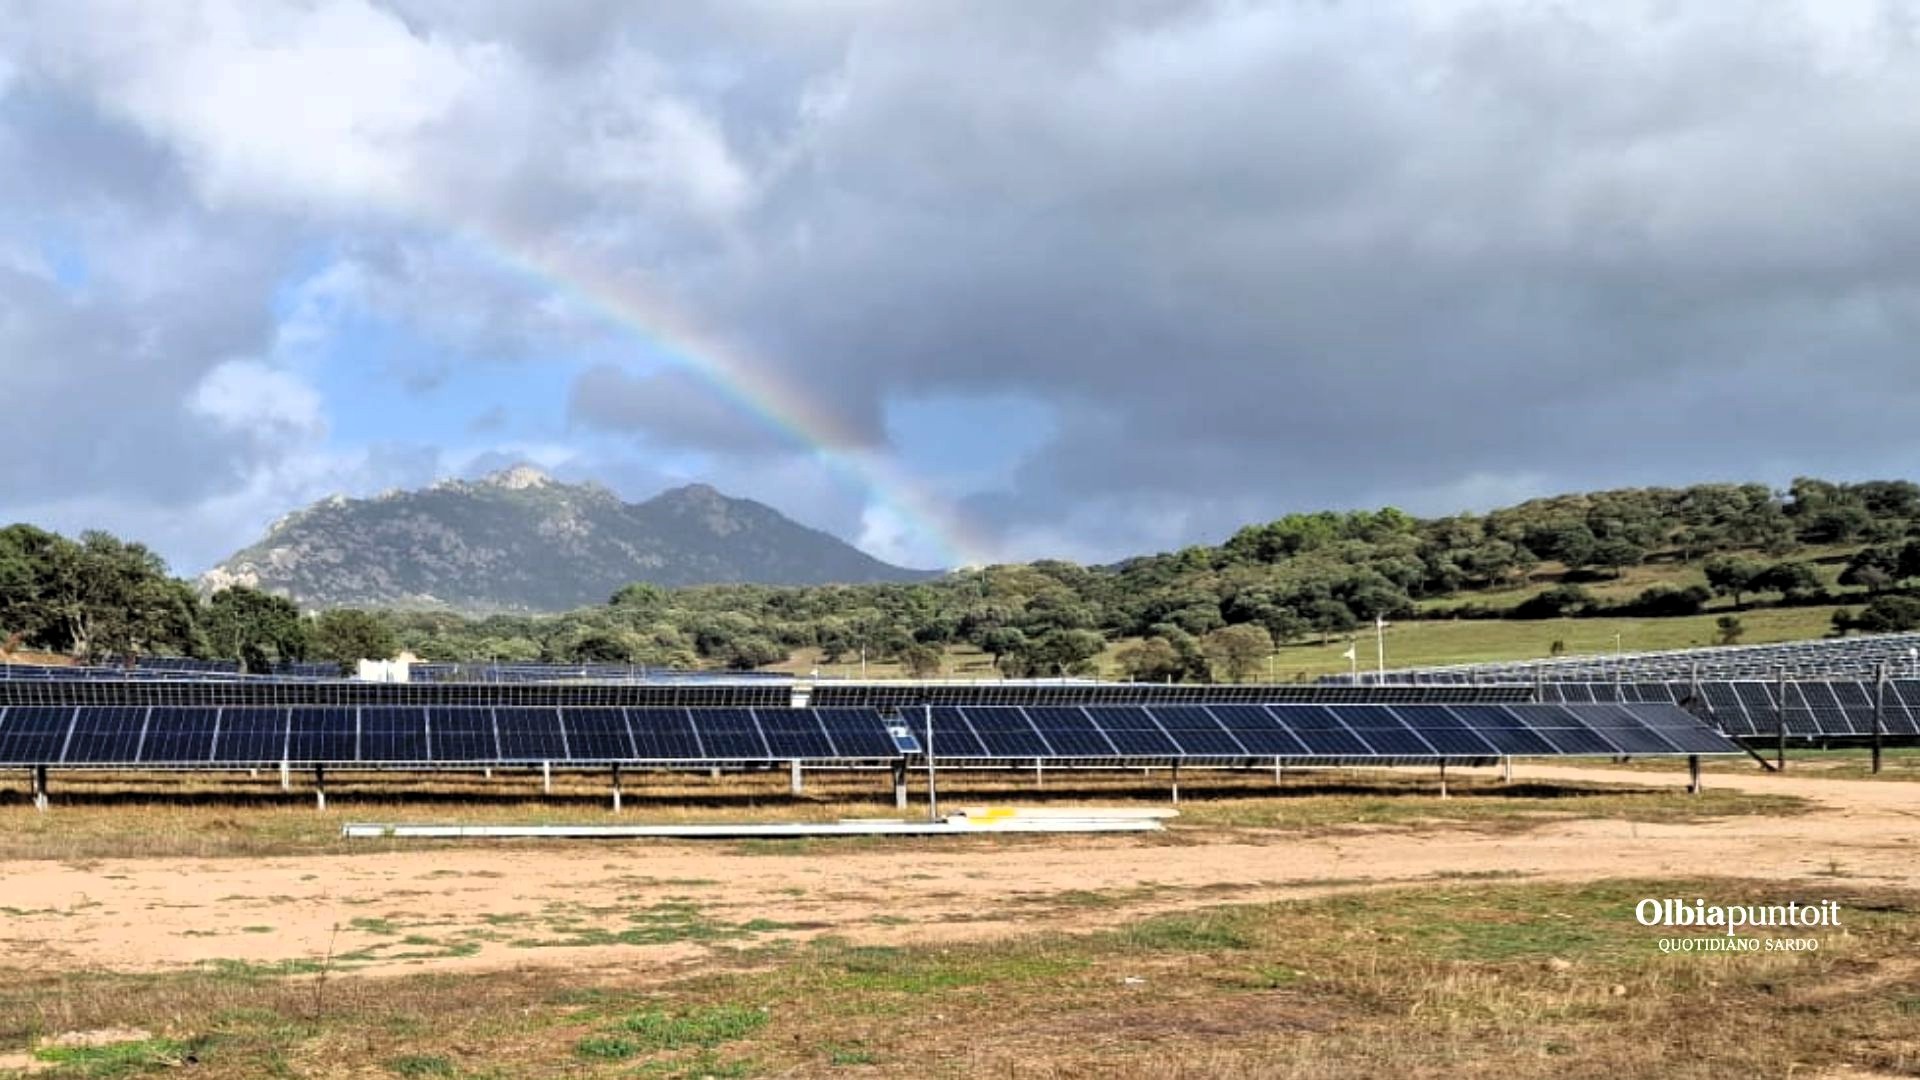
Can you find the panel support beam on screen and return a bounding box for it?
[1501,756,1513,783]
[279,759,291,793]
[1034,758,1044,788]
[32,765,48,813]
[1775,668,1788,772]
[542,760,552,796]
[1273,757,1284,785]
[891,761,908,810]
[789,760,803,796]
[1687,755,1702,796]
[314,764,326,811]
[611,764,623,813]
[1438,759,1449,799]
[1170,761,1181,805]
[1873,663,1887,776]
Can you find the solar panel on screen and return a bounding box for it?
[624,708,702,759]
[360,707,428,762]
[1572,704,1684,755]
[1022,707,1118,756]
[211,707,287,764]
[1333,705,1439,757]
[1083,706,1181,756]
[1145,705,1249,756]
[688,708,768,759]
[924,707,989,757]
[428,707,498,762]
[60,707,146,764]
[1384,705,1502,757]
[1504,704,1618,755]
[1451,704,1558,756]
[959,707,1052,757]
[813,708,898,757]
[144,706,220,764]
[1253,706,1360,756]
[286,707,357,763]
[756,709,836,758]
[561,709,634,761]
[0,707,75,764]
[496,707,567,760]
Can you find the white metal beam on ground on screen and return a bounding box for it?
[342,815,1164,840]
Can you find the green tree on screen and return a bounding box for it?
[1704,556,1767,608]
[1203,624,1273,682]
[204,587,309,673]
[1116,637,1185,682]
[309,609,398,667]
[1715,615,1745,645]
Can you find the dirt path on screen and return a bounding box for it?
[3,764,1915,978]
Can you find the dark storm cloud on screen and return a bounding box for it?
[12,1,1920,567]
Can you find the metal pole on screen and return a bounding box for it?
[1376,616,1386,681]
[1874,662,1887,775]
[1438,759,1449,799]
[32,764,47,813]
[1775,667,1787,772]
[314,765,326,811]
[789,760,803,795]
[924,701,937,822]
[1170,760,1181,805]
[612,764,623,812]
[1501,756,1512,783]
[892,761,908,810]
[1034,758,1044,788]
[1687,755,1701,796]
[542,760,553,796]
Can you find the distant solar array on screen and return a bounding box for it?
[0,700,1734,769]
[1333,632,1920,684]
[809,682,1535,708]
[1533,679,1920,740]
[409,662,795,684]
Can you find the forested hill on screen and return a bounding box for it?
[8,478,1920,677]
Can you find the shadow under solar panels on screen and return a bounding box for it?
[428,707,498,762]
[0,707,74,764]
[1082,706,1181,756]
[756,709,836,758]
[496,707,567,760]
[687,708,768,759]
[63,707,148,764]
[812,708,896,757]
[1022,707,1118,756]
[143,706,220,764]
[1146,705,1249,757]
[559,709,632,760]
[211,707,287,764]
[286,708,356,762]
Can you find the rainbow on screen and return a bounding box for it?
[453,221,990,571]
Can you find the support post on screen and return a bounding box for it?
[924,701,938,822]
[709,766,721,780]
[1501,756,1513,783]
[1775,668,1787,772]
[279,759,291,793]
[789,760,803,796]
[1438,759,1449,799]
[891,761,908,811]
[1034,758,1044,788]
[542,760,552,796]
[611,764,623,813]
[484,767,493,780]
[32,764,48,813]
[314,765,326,811]
[1273,757,1283,785]
[1170,760,1181,805]
[1874,662,1887,775]
[1687,755,1702,796]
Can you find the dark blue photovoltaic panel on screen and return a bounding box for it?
[1022,707,1117,756]
[359,707,427,762]
[1554,684,1596,704]
[428,708,497,762]
[1387,706,1501,757]
[1083,706,1181,756]
[496,707,567,760]
[1203,705,1310,756]
[1148,705,1249,756]
[1700,684,1751,732]
[211,708,286,764]
[286,708,357,762]
[144,707,220,764]
[623,708,701,759]
[1573,704,1682,754]
[1619,705,1736,753]
[1332,706,1439,757]
[62,707,148,763]
[924,707,989,757]
[688,708,768,759]
[1505,705,1617,755]
[814,708,897,757]
[756,709,836,758]
[959,707,1051,757]
[0,707,74,764]
[561,709,633,760]
[1259,706,1363,756]
[1450,705,1557,756]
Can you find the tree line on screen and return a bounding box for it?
[8,478,1920,680]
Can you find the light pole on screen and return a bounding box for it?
[1375,615,1387,682]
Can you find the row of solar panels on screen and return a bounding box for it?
[1351,632,1920,684]
[0,702,1733,767]
[1526,680,1920,738]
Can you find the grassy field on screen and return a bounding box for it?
[0,767,1802,861]
[2,876,1913,1078]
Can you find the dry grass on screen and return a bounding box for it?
[2,877,1915,1078]
[0,766,1802,862]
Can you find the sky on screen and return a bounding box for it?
[5,1,1920,576]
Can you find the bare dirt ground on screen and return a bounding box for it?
[2,764,1914,979]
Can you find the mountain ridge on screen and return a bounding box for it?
[203,466,937,613]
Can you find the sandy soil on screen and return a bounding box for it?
[2,764,1914,978]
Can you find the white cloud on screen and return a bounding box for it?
[187,359,326,439]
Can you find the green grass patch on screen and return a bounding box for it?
[32,1036,201,1077]
[385,1053,456,1077]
